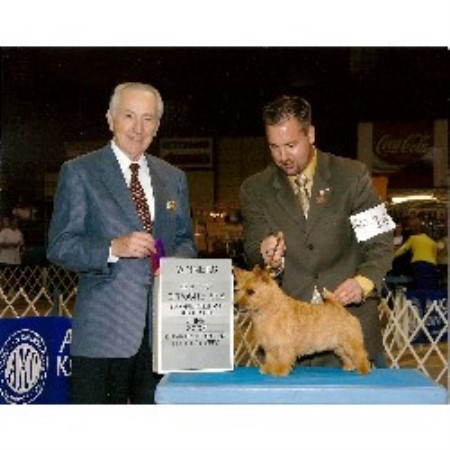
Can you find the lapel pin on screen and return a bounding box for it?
[316,188,330,204]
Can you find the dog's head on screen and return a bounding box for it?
[233,265,274,311]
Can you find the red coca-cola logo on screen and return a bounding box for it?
[374,133,432,164]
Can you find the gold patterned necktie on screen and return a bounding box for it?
[295,173,310,218]
[129,163,153,233]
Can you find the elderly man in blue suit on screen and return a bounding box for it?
[47,82,197,404]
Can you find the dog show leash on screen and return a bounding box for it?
[265,234,323,302]
[265,234,284,278]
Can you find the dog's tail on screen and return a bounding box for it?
[322,288,342,306]
[322,288,334,300]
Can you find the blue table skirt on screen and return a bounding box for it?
[155,366,448,404]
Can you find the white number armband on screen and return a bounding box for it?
[349,203,396,242]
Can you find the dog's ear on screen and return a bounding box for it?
[253,265,272,283]
[260,270,272,283]
[234,266,250,279]
[253,265,263,276]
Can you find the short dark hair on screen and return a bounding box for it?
[262,95,312,130]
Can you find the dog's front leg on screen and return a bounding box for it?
[260,347,295,376]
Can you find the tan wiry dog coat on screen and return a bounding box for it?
[234,266,371,376]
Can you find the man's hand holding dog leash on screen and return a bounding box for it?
[261,231,286,277]
[333,278,365,305]
[261,231,366,304]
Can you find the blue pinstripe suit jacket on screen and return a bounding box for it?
[47,145,197,357]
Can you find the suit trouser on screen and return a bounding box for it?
[70,320,161,404]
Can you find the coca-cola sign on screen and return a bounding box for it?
[373,122,433,165]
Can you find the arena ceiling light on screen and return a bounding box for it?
[390,194,436,204]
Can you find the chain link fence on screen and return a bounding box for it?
[1,265,448,388]
[0,265,76,318]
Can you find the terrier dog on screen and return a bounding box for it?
[234,266,371,376]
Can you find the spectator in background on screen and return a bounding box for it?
[0,216,25,267]
[394,217,438,290]
[390,220,412,279]
[12,196,37,222]
[393,222,405,249]
[436,228,448,286]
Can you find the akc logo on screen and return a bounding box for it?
[0,329,48,404]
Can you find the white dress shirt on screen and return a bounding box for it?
[108,142,156,262]
[111,141,155,219]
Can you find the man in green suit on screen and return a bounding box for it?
[239,95,394,368]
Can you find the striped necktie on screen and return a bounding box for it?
[295,173,310,218]
[129,163,153,233]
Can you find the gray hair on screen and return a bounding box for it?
[108,82,164,119]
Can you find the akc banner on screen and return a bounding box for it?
[406,289,448,344]
[0,317,72,404]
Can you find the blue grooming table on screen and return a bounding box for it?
[155,366,448,404]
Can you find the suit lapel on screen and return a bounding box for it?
[97,147,142,229]
[146,155,171,238]
[305,150,333,232]
[272,166,305,225]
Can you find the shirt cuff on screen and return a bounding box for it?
[108,246,119,263]
[354,275,374,297]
